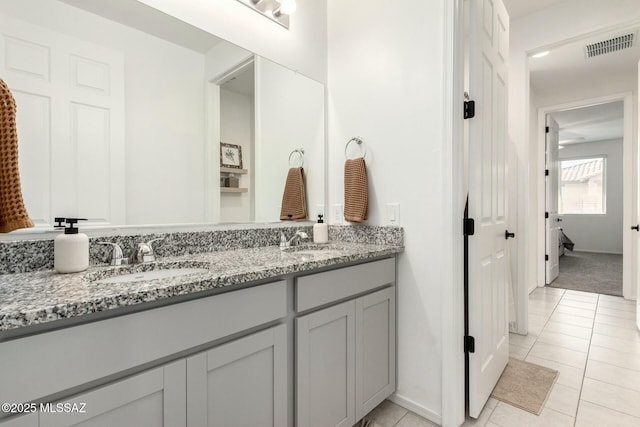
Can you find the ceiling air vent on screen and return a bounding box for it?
[585,32,636,58]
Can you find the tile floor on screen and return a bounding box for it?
[359,399,439,427]
[365,287,639,427]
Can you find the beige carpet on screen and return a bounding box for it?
[491,358,559,415]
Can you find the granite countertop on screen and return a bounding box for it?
[0,241,402,332]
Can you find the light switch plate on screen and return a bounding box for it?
[386,203,400,226]
[331,204,343,224]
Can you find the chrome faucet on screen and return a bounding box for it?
[280,230,309,249]
[130,238,163,263]
[97,242,126,266]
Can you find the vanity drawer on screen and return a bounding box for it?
[0,280,286,407]
[296,258,395,312]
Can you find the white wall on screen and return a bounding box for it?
[137,0,327,84]
[559,139,624,254]
[220,88,254,222]
[509,0,640,294]
[327,0,446,422]
[0,0,208,225]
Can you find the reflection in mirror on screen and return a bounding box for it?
[0,0,324,232]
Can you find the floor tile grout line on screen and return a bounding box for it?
[530,289,586,425]
[522,289,564,360]
[392,411,408,426]
[481,403,498,427]
[538,325,592,339]
[523,289,636,424]
[572,293,599,427]
[584,375,640,394]
[533,337,589,354]
[578,399,640,422]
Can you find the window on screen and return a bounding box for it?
[559,157,605,214]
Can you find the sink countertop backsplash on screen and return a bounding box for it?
[0,225,403,332]
[0,225,317,274]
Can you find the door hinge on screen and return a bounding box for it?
[464,336,475,353]
[464,100,475,119]
[545,212,549,219]
[545,254,549,261]
[545,126,550,133]
[545,169,549,176]
[463,218,475,236]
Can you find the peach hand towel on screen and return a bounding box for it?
[280,167,308,220]
[344,157,368,223]
[0,78,33,233]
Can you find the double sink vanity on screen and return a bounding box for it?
[0,225,402,427]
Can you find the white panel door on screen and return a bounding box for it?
[546,115,561,284]
[467,0,510,418]
[0,14,125,228]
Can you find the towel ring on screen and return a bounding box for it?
[289,148,305,168]
[345,136,366,159]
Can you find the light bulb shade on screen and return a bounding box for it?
[279,0,296,15]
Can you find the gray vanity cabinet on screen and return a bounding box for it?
[296,300,357,427]
[38,360,186,427]
[295,258,396,427]
[186,324,288,427]
[0,414,37,427]
[355,286,396,420]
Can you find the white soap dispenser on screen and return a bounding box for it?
[54,217,89,273]
[313,214,328,244]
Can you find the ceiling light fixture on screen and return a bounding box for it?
[236,0,295,29]
[531,51,550,58]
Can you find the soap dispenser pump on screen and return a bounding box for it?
[313,214,328,244]
[54,217,89,273]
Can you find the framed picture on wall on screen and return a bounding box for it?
[220,142,243,169]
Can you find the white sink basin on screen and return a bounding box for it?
[290,249,345,257]
[281,245,346,258]
[94,268,209,284]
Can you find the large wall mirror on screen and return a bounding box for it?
[0,0,324,235]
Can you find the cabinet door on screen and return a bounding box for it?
[355,287,396,419]
[296,301,355,427]
[186,324,287,427]
[0,414,37,427]
[39,360,186,427]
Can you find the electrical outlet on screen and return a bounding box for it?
[331,204,343,224]
[386,203,400,226]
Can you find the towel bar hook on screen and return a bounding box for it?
[345,136,366,159]
[289,148,304,168]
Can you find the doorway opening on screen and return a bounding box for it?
[544,101,625,297]
[537,93,633,300]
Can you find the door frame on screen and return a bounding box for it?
[441,0,466,425]
[536,92,636,300]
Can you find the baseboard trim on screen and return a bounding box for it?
[388,393,442,425]
[571,249,623,255]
